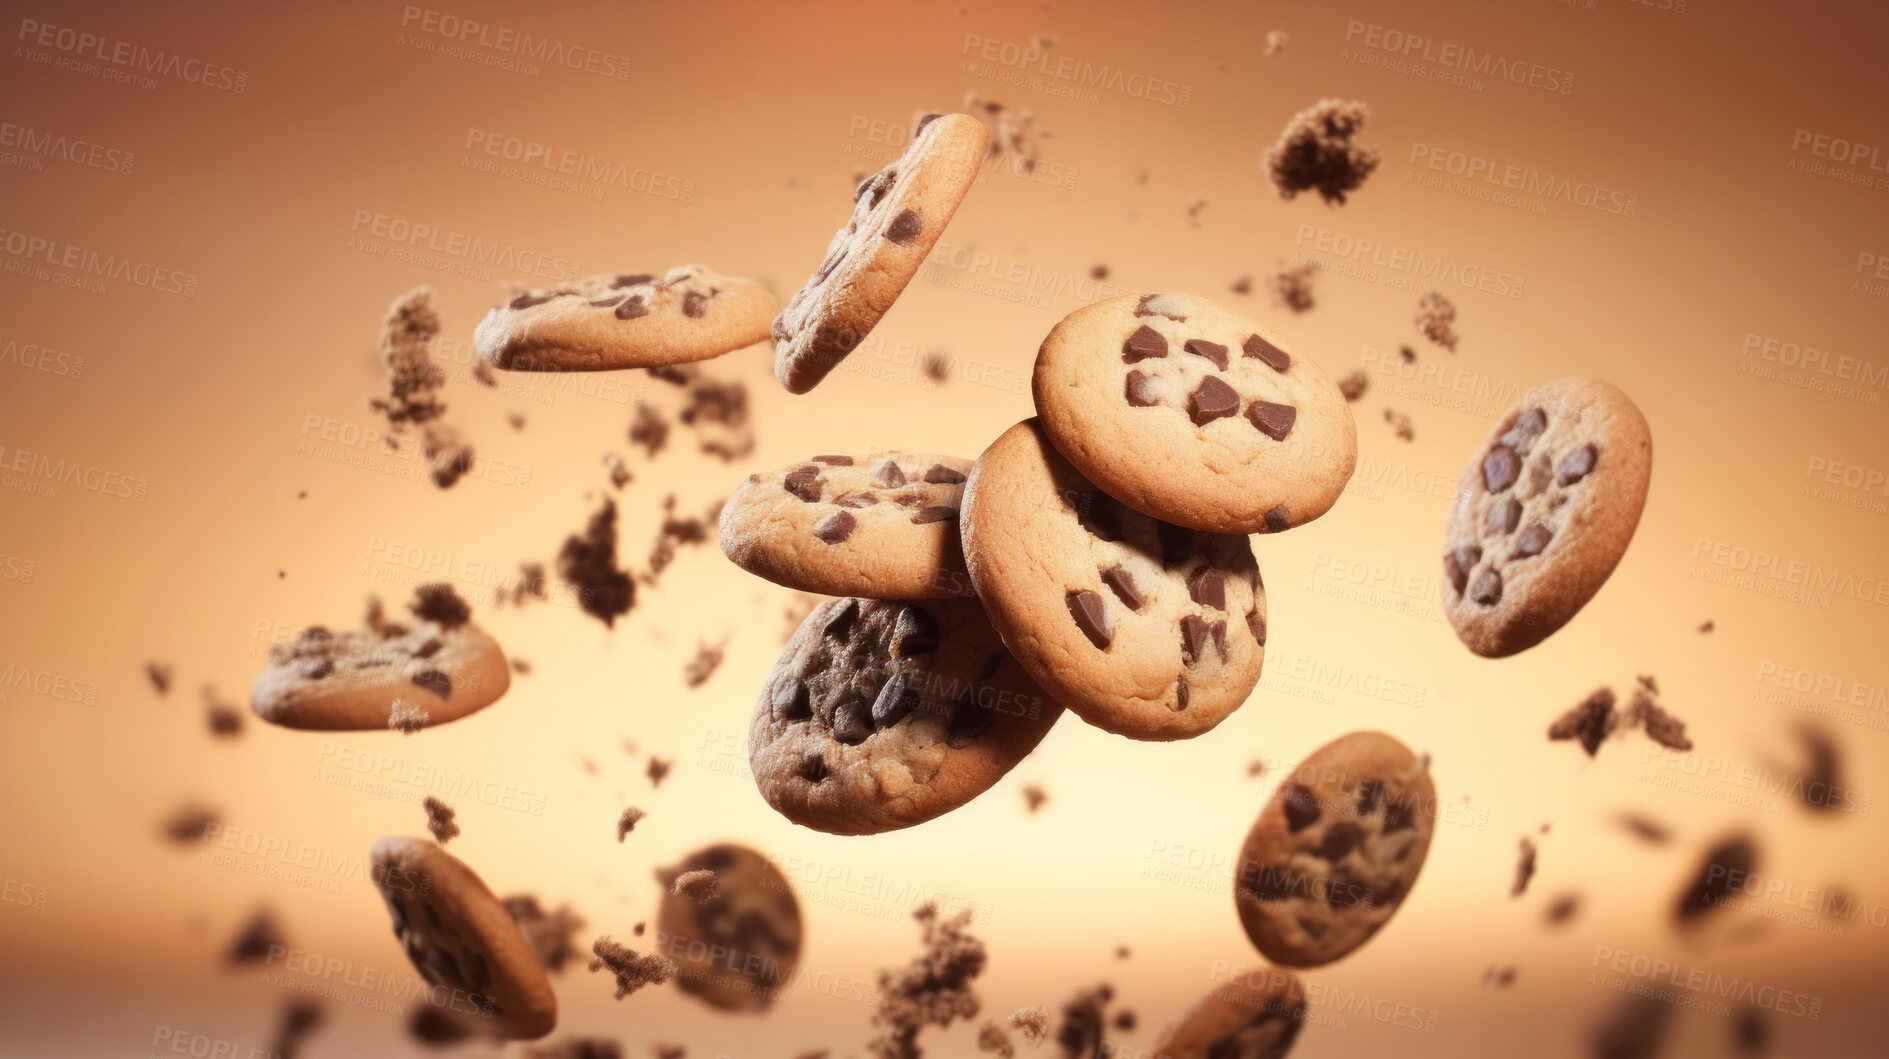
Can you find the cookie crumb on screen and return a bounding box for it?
[507,412,526,431]
[977,1021,1014,1057]
[1414,290,1459,351]
[266,999,324,1059]
[646,756,672,788]
[406,1004,481,1046]
[1338,370,1368,401]
[1229,274,1252,295]
[422,424,474,489]
[1482,966,1518,988]
[225,908,287,966]
[423,797,459,844]
[527,1040,625,1059]
[679,376,754,462]
[1674,834,1758,927]
[1698,619,1715,633]
[1271,262,1317,313]
[1591,993,1671,1059]
[671,869,719,902]
[683,641,725,688]
[160,803,220,844]
[1090,264,1109,281]
[589,936,677,998]
[388,697,430,735]
[1786,724,1842,813]
[369,287,448,429]
[922,351,951,383]
[617,807,646,842]
[1545,892,1582,927]
[145,661,173,695]
[629,404,669,459]
[1732,1004,1771,1054]
[1622,680,1692,751]
[203,686,243,737]
[1022,785,1048,813]
[1113,945,1130,959]
[513,657,532,674]
[1246,757,1270,778]
[472,361,497,388]
[1385,408,1414,441]
[1184,195,1207,225]
[869,903,988,1059]
[1054,983,1112,1059]
[650,1045,684,1059]
[633,921,645,936]
[1263,99,1381,204]
[1113,1010,1136,1031]
[1009,1006,1050,1043]
[1264,30,1289,55]
[410,583,471,630]
[1512,836,1538,898]
[1617,812,1672,845]
[505,895,587,973]
[603,452,632,489]
[645,497,720,585]
[1548,687,1616,756]
[558,499,636,627]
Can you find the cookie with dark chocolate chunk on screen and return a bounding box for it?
[653,844,801,1012]
[474,265,776,372]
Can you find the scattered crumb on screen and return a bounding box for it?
[1022,785,1048,813]
[1545,892,1582,927]
[1482,966,1518,988]
[507,413,526,431]
[633,921,646,936]
[645,496,720,584]
[651,1045,684,1059]
[1732,1005,1770,1055]
[1229,274,1252,295]
[1674,834,1758,927]
[1264,30,1288,55]
[558,499,636,627]
[603,452,632,489]
[1009,1006,1051,1044]
[160,803,220,844]
[1383,407,1414,441]
[671,870,719,902]
[589,936,677,999]
[369,287,447,429]
[267,999,325,1059]
[646,757,672,788]
[422,424,474,489]
[1184,196,1207,225]
[1113,1011,1136,1031]
[679,376,754,461]
[145,661,173,695]
[1054,984,1112,1059]
[977,1021,1014,1058]
[683,640,725,688]
[629,404,669,459]
[1090,265,1109,280]
[388,697,430,735]
[1271,262,1317,313]
[1786,724,1842,813]
[1400,344,1416,363]
[203,686,243,737]
[1113,945,1130,960]
[225,908,287,966]
[1414,290,1459,351]
[1623,679,1692,751]
[411,583,471,629]
[923,351,951,383]
[423,797,459,844]
[1338,370,1368,401]
[617,807,646,842]
[868,903,988,1059]
[506,895,587,973]
[1263,99,1381,204]
[1512,836,1538,898]
[1617,812,1673,845]
[407,1004,482,1046]
[472,361,497,388]
[961,92,1045,175]
[1548,688,1616,756]
[579,757,599,777]
[527,1041,625,1059]
[1698,619,1715,633]
[513,658,532,674]
[1591,993,1671,1059]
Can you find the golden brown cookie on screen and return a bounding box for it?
[474,264,776,371]
[1152,967,1307,1059]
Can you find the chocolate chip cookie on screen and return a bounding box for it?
[474,264,777,372]
[719,453,976,599]
[1234,731,1436,967]
[1033,293,1356,534]
[960,419,1266,741]
[1152,968,1306,1059]
[653,844,802,1012]
[1441,378,1652,657]
[250,585,511,731]
[749,597,1061,835]
[773,113,988,394]
[371,837,556,1040]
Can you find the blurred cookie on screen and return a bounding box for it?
[719,452,975,599]
[474,264,776,371]
[371,837,556,1040]
[251,585,510,731]
[772,113,988,394]
[1152,967,1306,1059]
[653,844,802,1012]
[1033,293,1355,534]
[1234,732,1436,967]
[1442,378,1652,657]
[961,419,1265,741]
[750,597,1061,835]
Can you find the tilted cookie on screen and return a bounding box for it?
[1441,378,1652,657]
[250,584,510,731]
[772,113,988,394]
[654,844,802,1012]
[370,837,557,1040]
[1033,292,1356,534]
[719,452,975,599]
[961,419,1266,741]
[1152,966,1307,1059]
[749,597,1061,835]
[474,264,777,372]
[1234,731,1436,967]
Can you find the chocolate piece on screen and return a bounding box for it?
[1246,400,1297,441]
[812,511,856,544]
[821,599,859,639]
[1513,523,1552,558]
[1156,520,1193,566]
[1242,334,1290,372]
[891,605,941,657]
[798,755,829,782]
[869,459,906,488]
[508,293,557,310]
[1188,568,1226,610]
[1501,409,1546,454]
[832,700,874,745]
[1077,492,1123,542]
[924,464,967,485]
[947,689,996,741]
[872,673,920,729]
[1180,615,1214,665]
[1383,798,1414,833]
[813,455,855,465]
[782,464,824,502]
[1122,325,1167,362]
[1549,688,1616,757]
[1318,822,1361,860]
[916,113,940,133]
[614,295,649,320]
[1100,566,1142,610]
[1482,445,1519,493]
[1283,785,1320,832]
[681,291,708,318]
[410,669,451,698]
[588,294,626,308]
[1444,545,1482,595]
[1484,497,1521,536]
[1675,834,1758,926]
[1263,505,1289,533]
[1556,444,1597,485]
[1189,375,1240,425]
[835,491,878,508]
[1066,591,1113,650]
[1470,567,1502,605]
[410,583,471,630]
[810,320,862,361]
[1247,609,1267,645]
[1356,778,1382,815]
[1182,338,1229,370]
[885,209,924,245]
[911,506,957,524]
[611,273,657,288]
[1124,370,1159,407]
[1175,678,1190,710]
[771,677,811,721]
[814,248,846,283]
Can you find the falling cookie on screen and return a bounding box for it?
[749,597,1062,835]
[1441,378,1652,657]
[961,419,1266,740]
[1152,968,1306,1059]
[250,585,510,731]
[1032,293,1356,534]
[719,453,976,599]
[474,264,777,372]
[370,837,557,1040]
[772,113,988,394]
[1234,731,1436,967]
[653,844,802,1012]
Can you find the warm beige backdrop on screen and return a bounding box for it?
[3,0,1887,1056]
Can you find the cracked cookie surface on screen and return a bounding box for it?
[1442,378,1652,657]
[961,419,1266,741]
[772,113,988,394]
[474,264,777,371]
[654,844,801,1013]
[1033,293,1356,534]
[749,596,1061,835]
[1234,731,1436,967]
[719,452,975,599]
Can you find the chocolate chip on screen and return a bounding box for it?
[814,248,846,283]
[1283,786,1321,832]
[831,700,874,745]
[891,605,940,657]
[1247,609,1267,646]
[821,599,859,639]
[1125,370,1159,406]
[307,658,334,680]
[611,273,657,288]
[947,689,996,741]
[813,455,854,465]
[411,669,451,699]
[1444,545,1482,595]
[866,172,895,208]
[1101,566,1142,610]
[1556,444,1597,485]
[1174,678,1189,710]
[871,673,919,729]
[1356,779,1382,815]
[910,506,956,524]
[1077,492,1123,542]
[1242,334,1290,372]
[812,511,856,544]
[869,459,906,488]
[1155,520,1193,566]
[1501,409,1547,454]
[508,293,557,310]
[1122,325,1167,362]
[1210,620,1227,659]
[1318,822,1361,860]
[1181,615,1215,665]
[615,295,649,321]
[681,291,708,318]
[782,464,824,502]
[923,464,966,484]
[1470,567,1502,605]
[770,677,811,721]
[1243,862,1297,902]
[1067,590,1113,649]
[1190,375,1240,426]
[1182,338,1229,370]
[798,755,829,782]
[1482,445,1519,493]
[1188,568,1226,610]
[588,294,627,308]
[916,113,940,133]
[835,492,878,508]
[413,638,442,659]
[1263,505,1290,533]
[1480,497,1520,536]
[884,209,923,245]
[1513,523,1552,558]
[1246,400,1297,441]
[811,320,862,361]
[1383,798,1415,833]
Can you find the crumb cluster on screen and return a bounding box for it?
[589,936,678,998]
[869,903,989,1059]
[1263,99,1381,204]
